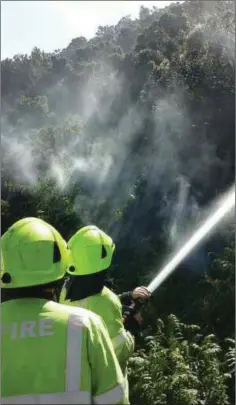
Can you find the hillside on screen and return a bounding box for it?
[1,1,235,404]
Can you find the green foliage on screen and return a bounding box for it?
[196,243,235,339]
[129,315,233,405]
[30,179,82,238]
[224,339,235,375]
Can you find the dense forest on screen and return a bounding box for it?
[1,1,235,404]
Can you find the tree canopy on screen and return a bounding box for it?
[1,1,235,403]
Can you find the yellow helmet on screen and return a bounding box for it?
[67,225,115,276]
[1,217,69,288]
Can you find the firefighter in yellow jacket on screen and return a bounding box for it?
[59,225,151,387]
[1,218,128,404]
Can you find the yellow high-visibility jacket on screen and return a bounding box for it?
[1,298,129,404]
[60,286,135,374]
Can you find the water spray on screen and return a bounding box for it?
[123,185,235,330]
[147,185,235,294]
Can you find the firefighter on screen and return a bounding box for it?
[1,218,128,404]
[59,225,151,392]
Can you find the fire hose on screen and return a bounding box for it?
[122,186,235,335]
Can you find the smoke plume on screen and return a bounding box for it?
[2,1,235,253]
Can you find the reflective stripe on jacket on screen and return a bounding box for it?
[60,286,135,373]
[1,299,128,404]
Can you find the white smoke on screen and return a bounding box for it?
[1,1,234,248]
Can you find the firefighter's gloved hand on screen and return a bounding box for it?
[131,286,151,301]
